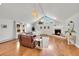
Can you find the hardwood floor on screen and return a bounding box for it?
[0,35,79,56]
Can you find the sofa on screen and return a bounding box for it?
[18,33,36,48]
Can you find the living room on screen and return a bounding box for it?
[0,3,79,56]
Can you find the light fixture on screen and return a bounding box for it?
[32,8,38,18]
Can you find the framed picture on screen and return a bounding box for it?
[17,24,20,28]
[1,24,7,28]
[17,29,20,32]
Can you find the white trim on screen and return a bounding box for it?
[69,39,79,48]
[75,44,79,48]
[0,38,16,43]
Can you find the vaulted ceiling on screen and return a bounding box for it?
[0,3,79,23]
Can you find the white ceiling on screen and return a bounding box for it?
[0,3,79,23]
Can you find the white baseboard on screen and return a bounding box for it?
[69,40,79,48]
[0,38,16,43]
[75,44,79,48]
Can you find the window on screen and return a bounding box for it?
[38,21,43,24]
[44,26,46,29]
[17,24,20,28]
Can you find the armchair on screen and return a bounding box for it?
[18,33,35,48]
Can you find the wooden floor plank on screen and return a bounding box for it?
[0,36,79,56]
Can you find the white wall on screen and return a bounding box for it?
[33,16,56,35]
[0,19,16,43]
[34,20,66,36]
[0,3,79,44]
[34,22,54,35]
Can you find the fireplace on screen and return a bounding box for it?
[55,29,61,36]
